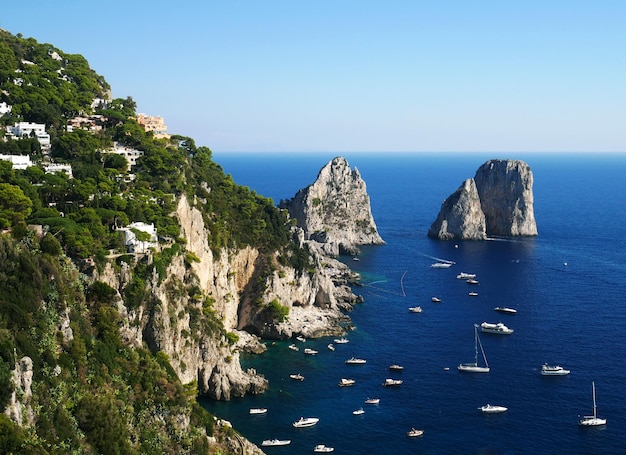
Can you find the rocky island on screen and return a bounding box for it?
[428,159,538,240]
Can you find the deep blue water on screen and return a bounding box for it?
[201,152,626,454]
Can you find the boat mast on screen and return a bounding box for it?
[476,326,489,368]
[592,381,597,418]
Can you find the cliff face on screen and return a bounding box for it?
[428,178,487,240]
[428,159,537,240]
[279,157,385,256]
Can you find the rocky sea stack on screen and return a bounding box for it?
[279,157,385,256]
[428,159,538,240]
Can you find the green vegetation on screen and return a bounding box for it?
[0,30,314,453]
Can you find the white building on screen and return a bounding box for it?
[119,222,158,253]
[44,163,73,179]
[0,154,33,170]
[7,122,51,148]
[102,142,144,169]
[0,102,11,117]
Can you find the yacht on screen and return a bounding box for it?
[431,297,442,303]
[431,262,453,268]
[458,325,490,373]
[365,398,380,404]
[579,381,606,426]
[466,278,479,285]
[352,408,365,415]
[480,321,514,335]
[456,272,476,280]
[334,337,349,344]
[494,306,517,314]
[313,444,335,453]
[261,439,291,446]
[293,417,319,428]
[479,404,508,413]
[407,428,424,437]
[468,292,478,297]
[327,343,335,351]
[289,373,304,381]
[288,344,299,351]
[345,357,366,364]
[389,364,404,371]
[409,306,423,313]
[249,408,267,415]
[338,378,356,387]
[296,335,306,342]
[383,378,403,386]
[304,348,318,355]
[541,364,571,376]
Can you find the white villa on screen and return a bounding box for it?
[119,222,158,253]
[6,122,51,148]
[102,142,144,169]
[0,102,11,117]
[0,154,33,170]
[43,163,73,179]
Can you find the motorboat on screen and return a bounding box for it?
[409,306,423,313]
[479,404,508,413]
[468,292,478,297]
[289,373,304,381]
[327,343,335,351]
[456,272,476,280]
[262,439,291,446]
[314,444,335,453]
[541,364,571,376]
[407,428,424,437]
[296,336,306,342]
[338,378,356,387]
[466,279,479,285]
[480,321,514,335]
[293,417,319,428]
[304,348,318,355]
[383,378,403,386]
[334,337,349,344]
[288,344,299,351]
[352,408,365,415]
[249,408,267,415]
[365,398,380,404]
[389,364,404,371]
[431,297,442,303]
[494,307,517,314]
[345,357,366,364]
[431,262,453,268]
[578,381,607,426]
[458,325,490,373]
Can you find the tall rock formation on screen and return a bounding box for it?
[428,178,486,240]
[428,159,537,240]
[279,157,385,256]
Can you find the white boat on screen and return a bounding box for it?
[480,321,514,335]
[314,444,335,453]
[249,408,267,415]
[383,378,403,386]
[389,364,404,371]
[296,336,306,342]
[468,292,478,297]
[365,398,380,404]
[458,325,490,373]
[293,417,319,428]
[345,357,366,364]
[431,262,453,268]
[466,278,479,285]
[338,378,356,387]
[479,404,508,414]
[288,344,299,351]
[352,408,365,415]
[431,297,442,303]
[327,343,335,351]
[304,348,318,355]
[579,381,607,426]
[289,373,305,381]
[407,428,424,437]
[494,306,517,314]
[457,272,476,280]
[541,364,571,376]
[262,439,291,446]
[409,306,423,313]
[333,337,349,344]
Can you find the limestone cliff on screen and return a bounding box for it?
[428,178,487,240]
[429,159,537,240]
[279,157,385,256]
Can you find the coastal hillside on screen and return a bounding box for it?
[0,29,361,454]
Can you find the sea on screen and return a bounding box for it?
[200,152,626,454]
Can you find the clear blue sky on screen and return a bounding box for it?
[2,1,625,152]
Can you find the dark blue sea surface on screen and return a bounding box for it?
[202,152,626,454]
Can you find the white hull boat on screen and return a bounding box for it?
[249,408,267,415]
[314,444,335,453]
[365,398,380,404]
[480,321,514,335]
[338,378,356,387]
[262,439,291,446]
[288,344,299,351]
[407,428,424,437]
[352,408,365,415]
[494,307,517,314]
[408,306,423,313]
[541,364,571,376]
[431,262,453,268]
[334,337,349,344]
[383,378,403,386]
[289,373,304,381]
[457,272,476,279]
[327,343,335,351]
[345,357,366,364]
[458,325,490,373]
[479,404,508,413]
[431,297,442,303]
[293,417,319,428]
[579,381,607,426]
[304,348,318,355]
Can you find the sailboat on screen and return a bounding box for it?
[458,324,490,373]
[578,381,607,426]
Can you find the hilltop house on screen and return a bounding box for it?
[5,122,51,149]
[119,222,158,253]
[136,114,170,140]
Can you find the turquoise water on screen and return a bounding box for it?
[202,152,626,454]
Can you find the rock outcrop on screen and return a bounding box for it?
[279,157,385,256]
[429,159,537,240]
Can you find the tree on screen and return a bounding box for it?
[0,183,32,228]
